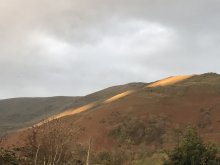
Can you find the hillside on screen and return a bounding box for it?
[60,73,220,149]
[0,96,81,136]
[0,83,146,136]
[1,73,220,164]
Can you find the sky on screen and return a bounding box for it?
[0,0,220,99]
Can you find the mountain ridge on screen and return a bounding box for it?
[1,72,220,152]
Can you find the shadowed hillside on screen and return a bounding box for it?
[0,96,81,136]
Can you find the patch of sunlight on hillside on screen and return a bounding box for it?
[35,103,96,126]
[104,90,134,104]
[146,75,193,88]
[53,103,95,119]
[35,90,134,127]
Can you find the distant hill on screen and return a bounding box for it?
[0,96,81,136]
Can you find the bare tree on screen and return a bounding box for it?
[24,119,84,165]
[86,138,92,165]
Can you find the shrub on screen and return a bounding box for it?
[109,116,167,146]
[92,151,125,165]
[164,127,220,165]
[0,147,21,165]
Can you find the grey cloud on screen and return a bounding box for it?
[0,0,220,98]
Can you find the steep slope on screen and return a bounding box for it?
[64,82,147,110]
[0,82,146,136]
[2,73,220,151]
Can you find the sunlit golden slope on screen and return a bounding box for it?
[35,75,194,126]
[146,75,193,88]
[104,90,134,104]
[36,91,135,126]
[34,103,96,127]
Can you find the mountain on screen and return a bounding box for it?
[0,82,146,136]
[2,73,220,152]
[0,96,81,136]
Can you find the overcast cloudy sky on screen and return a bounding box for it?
[0,0,220,99]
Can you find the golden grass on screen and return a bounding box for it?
[104,90,134,104]
[34,90,134,127]
[35,103,96,127]
[34,75,193,127]
[146,75,193,88]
